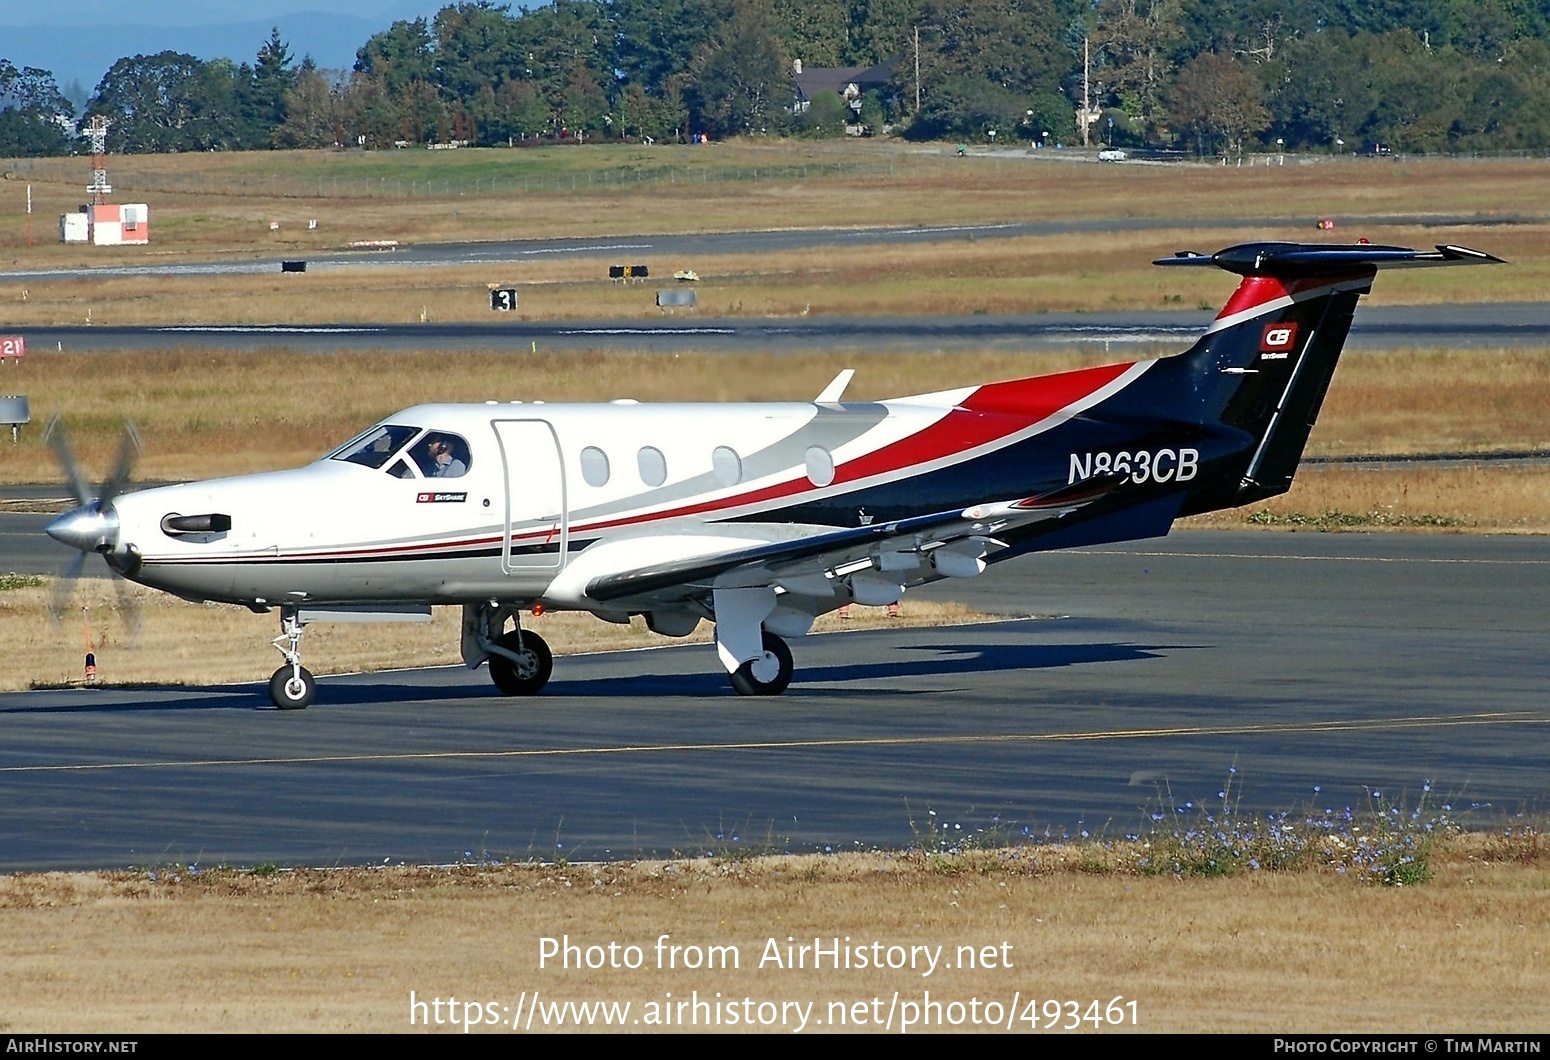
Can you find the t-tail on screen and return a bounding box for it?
[1136,241,1503,517]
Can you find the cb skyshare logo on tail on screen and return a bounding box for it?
[1260,322,1298,360]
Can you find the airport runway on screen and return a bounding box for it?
[2,212,1538,283]
[0,530,1545,871]
[16,302,1550,354]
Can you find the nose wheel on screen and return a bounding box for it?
[269,665,316,710]
[268,606,315,709]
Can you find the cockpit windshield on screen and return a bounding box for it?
[329,424,423,470]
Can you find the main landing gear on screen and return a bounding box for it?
[728,630,794,696]
[465,602,553,697]
[269,607,316,710]
[262,594,797,707]
[713,587,797,697]
[487,627,553,695]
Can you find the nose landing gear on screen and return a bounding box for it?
[269,607,315,709]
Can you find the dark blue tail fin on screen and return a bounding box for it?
[1144,242,1502,514]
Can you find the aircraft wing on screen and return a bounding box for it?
[582,475,1121,606]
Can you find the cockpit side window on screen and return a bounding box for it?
[387,458,416,479]
[330,424,423,470]
[412,432,471,479]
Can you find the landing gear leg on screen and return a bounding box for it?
[467,603,552,696]
[268,606,316,709]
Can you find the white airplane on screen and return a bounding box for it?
[45,241,1500,709]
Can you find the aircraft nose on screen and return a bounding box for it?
[45,502,119,553]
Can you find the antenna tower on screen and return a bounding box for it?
[86,116,112,205]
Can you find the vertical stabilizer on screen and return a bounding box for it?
[1145,242,1503,512]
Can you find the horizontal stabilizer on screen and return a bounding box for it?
[1154,242,1505,277]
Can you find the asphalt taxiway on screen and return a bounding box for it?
[1,530,1545,871]
[16,302,1550,354]
[3,213,1538,284]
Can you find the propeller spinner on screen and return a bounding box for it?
[43,417,143,627]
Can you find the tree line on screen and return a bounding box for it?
[3,0,1550,157]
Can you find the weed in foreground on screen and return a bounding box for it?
[1109,774,1457,886]
[1480,824,1545,866]
[905,805,1024,875]
[81,778,1535,892]
[904,773,1476,887]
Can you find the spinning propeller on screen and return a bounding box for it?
[43,416,143,632]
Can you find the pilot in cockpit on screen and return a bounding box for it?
[424,436,467,478]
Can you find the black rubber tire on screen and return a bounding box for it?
[269,665,316,710]
[728,631,793,696]
[488,629,553,695]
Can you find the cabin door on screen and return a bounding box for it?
[493,420,567,573]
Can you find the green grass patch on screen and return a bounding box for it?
[25,144,903,203]
[0,573,43,591]
[1245,509,1467,530]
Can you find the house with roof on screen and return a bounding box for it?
[791,58,895,129]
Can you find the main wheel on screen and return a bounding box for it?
[488,629,553,695]
[729,631,794,696]
[269,665,316,710]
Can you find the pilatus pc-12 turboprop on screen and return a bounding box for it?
[46,241,1500,708]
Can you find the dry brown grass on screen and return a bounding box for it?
[1185,466,1550,532]
[4,581,990,693]
[1318,348,1550,454]
[0,835,1544,1032]
[4,221,1548,327]
[3,144,1549,268]
[2,344,1547,483]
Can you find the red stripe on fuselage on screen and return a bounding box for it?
[154,363,1144,564]
[566,361,1142,536]
[833,361,1136,483]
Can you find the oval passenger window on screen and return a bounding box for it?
[638,446,668,487]
[805,445,835,487]
[712,446,742,487]
[580,446,610,487]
